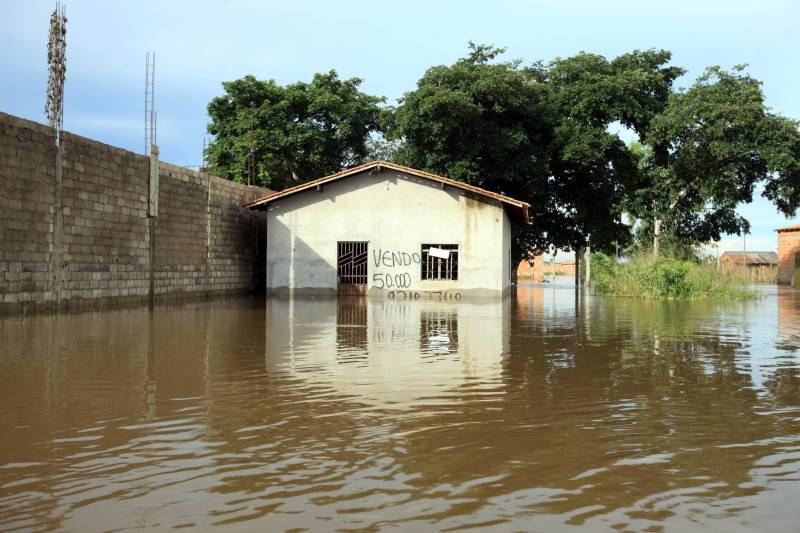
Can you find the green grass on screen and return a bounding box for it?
[591,253,756,300]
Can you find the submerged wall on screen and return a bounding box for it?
[0,112,270,314]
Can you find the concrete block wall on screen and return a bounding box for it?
[208,177,264,293]
[154,163,209,296]
[0,115,57,304]
[0,112,270,314]
[60,130,151,305]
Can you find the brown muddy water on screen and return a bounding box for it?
[1,285,800,532]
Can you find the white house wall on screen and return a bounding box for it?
[265,169,512,297]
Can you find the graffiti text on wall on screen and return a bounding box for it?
[371,248,461,301]
[373,249,420,268]
[371,248,420,290]
[388,290,462,301]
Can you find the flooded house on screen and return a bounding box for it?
[244,161,530,297]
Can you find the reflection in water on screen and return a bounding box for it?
[0,289,799,531]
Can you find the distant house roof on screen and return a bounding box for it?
[777,224,800,233]
[243,160,531,224]
[720,251,778,265]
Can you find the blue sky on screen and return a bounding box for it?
[2,0,799,254]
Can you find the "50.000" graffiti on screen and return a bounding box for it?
[372,272,412,289]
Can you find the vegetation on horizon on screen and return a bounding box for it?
[591,252,755,300]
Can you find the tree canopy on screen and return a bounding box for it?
[206,71,384,190]
[389,45,686,261]
[204,46,800,262]
[526,50,682,255]
[389,43,553,262]
[629,66,800,251]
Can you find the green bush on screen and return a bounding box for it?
[591,253,754,300]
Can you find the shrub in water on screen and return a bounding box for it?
[591,253,754,300]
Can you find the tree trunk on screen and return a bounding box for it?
[574,246,582,289]
[654,176,698,257]
[284,156,301,182]
[653,218,662,257]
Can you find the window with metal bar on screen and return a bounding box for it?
[420,244,459,281]
[337,241,368,285]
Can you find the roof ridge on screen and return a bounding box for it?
[243,160,531,223]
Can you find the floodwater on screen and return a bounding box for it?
[1,284,800,532]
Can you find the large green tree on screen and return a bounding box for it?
[631,66,800,254]
[389,44,554,264]
[206,71,385,189]
[390,44,683,263]
[528,50,682,255]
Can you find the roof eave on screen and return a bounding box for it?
[243,161,533,225]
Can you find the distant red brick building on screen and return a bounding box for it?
[557,259,576,278]
[517,254,545,283]
[777,224,800,285]
[516,255,577,283]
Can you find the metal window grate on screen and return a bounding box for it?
[337,241,368,285]
[421,244,459,281]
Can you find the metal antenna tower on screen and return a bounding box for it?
[45,2,67,144]
[144,52,157,154]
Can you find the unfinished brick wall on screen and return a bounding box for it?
[0,112,270,314]
[154,164,209,297]
[0,115,56,303]
[208,177,265,293]
[59,130,151,305]
[778,229,800,285]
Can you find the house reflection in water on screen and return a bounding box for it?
[264,296,510,408]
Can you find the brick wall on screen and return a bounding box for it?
[153,163,209,297]
[778,230,800,285]
[0,112,270,314]
[516,254,544,283]
[0,115,56,304]
[60,129,151,305]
